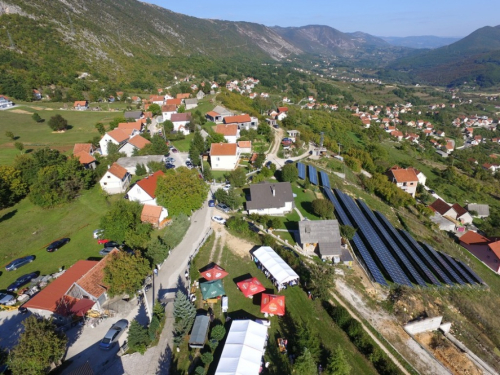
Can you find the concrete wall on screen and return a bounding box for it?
[404,316,443,335]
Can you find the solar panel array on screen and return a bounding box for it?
[334,190,413,287]
[357,200,427,286]
[319,171,331,189]
[322,187,483,288]
[297,162,306,180]
[325,189,388,286]
[374,212,441,286]
[308,165,318,185]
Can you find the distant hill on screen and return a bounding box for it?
[388,26,500,87]
[380,36,461,49]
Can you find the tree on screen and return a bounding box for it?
[140,135,169,155]
[281,163,298,183]
[47,114,68,131]
[147,161,166,173]
[194,366,205,375]
[5,131,14,140]
[200,352,213,365]
[14,142,24,154]
[109,116,126,130]
[100,200,151,244]
[155,167,208,216]
[293,348,317,375]
[32,112,43,123]
[127,319,150,354]
[254,153,265,169]
[104,251,150,297]
[210,324,226,342]
[177,105,186,113]
[173,291,196,346]
[148,103,162,116]
[95,122,106,135]
[326,345,351,375]
[311,198,334,219]
[340,225,357,240]
[135,163,147,176]
[163,120,174,134]
[228,168,246,187]
[145,237,169,266]
[9,316,67,375]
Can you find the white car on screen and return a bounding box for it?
[93,229,104,239]
[212,216,226,225]
[222,184,231,191]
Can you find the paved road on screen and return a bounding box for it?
[265,127,313,169]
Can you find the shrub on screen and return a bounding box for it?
[128,320,151,354]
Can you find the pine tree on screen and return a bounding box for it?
[294,348,317,375]
[135,163,147,176]
[326,344,351,375]
[173,291,196,346]
[128,319,150,354]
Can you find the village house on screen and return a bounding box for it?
[99,129,130,156]
[184,98,198,110]
[149,95,165,105]
[277,107,288,121]
[385,166,420,197]
[119,134,151,157]
[246,182,294,215]
[205,111,223,123]
[459,231,499,274]
[196,90,205,100]
[33,89,42,100]
[124,111,143,120]
[237,141,252,154]
[141,204,169,229]
[171,112,192,135]
[215,124,239,144]
[73,100,88,111]
[161,104,177,122]
[127,171,165,206]
[99,162,131,194]
[210,143,239,170]
[286,130,300,142]
[73,143,96,170]
[0,95,14,109]
[117,121,142,136]
[166,98,182,107]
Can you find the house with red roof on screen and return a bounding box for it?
[385,166,420,197]
[215,124,239,143]
[210,143,239,170]
[277,107,288,121]
[487,241,500,273]
[127,171,165,206]
[459,231,500,274]
[223,114,253,129]
[99,162,131,194]
[73,100,88,110]
[72,143,96,169]
[206,111,223,123]
[120,134,151,157]
[171,112,192,135]
[99,129,130,156]
[141,204,169,228]
[237,141,252,154]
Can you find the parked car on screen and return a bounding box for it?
[265,161,272,168]
[216,203,230,213]
[46,238,70,252]
[211,216,226,225]
[99,319,129,350]
[284,159,294,165]
[171,148,178,153]
[0,292,16,306]
[5,255,35,271]
[102,241,121,249]
[208,200,215,207]
[7,272,38,292]
[165,157,175,163]
[165,163,175,169]
[186,160,193,168]
[222,184,231,191]
[99,247,117,256]
[93,229,104,239]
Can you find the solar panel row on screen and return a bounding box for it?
[456,260,484,285]
[422,244,466,285]
[319,171,331,189]
[326,189,388,286]
[438,251,476,285]
[400,231,454,285]
[297,162,306,180]
[334,190,413,287]
[308,165,318,185]
[357,200,427,286]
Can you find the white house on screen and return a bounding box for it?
[215,124,239,144]
[161,104,177,122]
[141,204,169,228]
[385,166,419,197]
[277,107,288,121]
[286,130,300,142]
[99,163,131,194]
[0,95,14,109]
[73,101,88,111]
[127,171,164,206]
[246,182,294,215]
[237,141,252,154]
[210,143,239,170]
[119,135,151,157]
[99,129,130,156]
[184,98,198,110]
[171,113,191,135]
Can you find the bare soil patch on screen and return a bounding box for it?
[223,229,254,259]
[30,106,53,111]
[9,109,31,114]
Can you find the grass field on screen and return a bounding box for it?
[170,133,194,152]
[0,186,115,290]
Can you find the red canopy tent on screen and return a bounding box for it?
[260,293,285,316]
[236,277,265,298]
[200,264,228,281]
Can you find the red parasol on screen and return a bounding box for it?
[200,264,228,281]
[260,293,285,316]
[236,277,265,298]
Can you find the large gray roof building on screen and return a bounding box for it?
[246,182,293,215]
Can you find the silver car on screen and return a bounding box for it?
[0,293,16,306]
[99,319,128,350]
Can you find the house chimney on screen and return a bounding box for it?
[107,165,111,169]
[272,186,275,197]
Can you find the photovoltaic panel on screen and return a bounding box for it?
[374,212,440,286]
[297,162,306,180]
[327,190,388,286]
[308,165,318,185]
[456,260,484,285]
[438,252,476,285]
[400,230,454,285]
[334,189,413,287]
[357,200,426,286]
[423,244,466,285]
[319,171,331,189]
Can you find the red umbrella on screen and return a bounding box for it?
[237,277,265,298]
[200,264,228,281]
[260,293,285,316]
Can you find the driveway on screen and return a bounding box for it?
[265,126,313,169]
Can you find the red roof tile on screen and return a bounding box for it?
[430,199,452,215]
[141,204,163,224]
[136,171,164,198]
[223,114,251,124]
[73,101,87,107]
[75,253,116,298]
[176,93,190,99]
[238,141,251,148]
[74,151,96,165]
[206,111,220,117]
[171,113,191,122]
[210,143,237,156]
[387,168,418,183]
[108,163,128,179]
[215,124,238,136]
[161,104,177,112]
[118,121,142,131]
[488,241,500,259]
[73,143,92,155]
[166,98,182,106]
[459,231,490,245]
[107,129,130,143]
[127,135,151,149]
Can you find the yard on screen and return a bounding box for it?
[0,186,115,290]
[170,133,194,152]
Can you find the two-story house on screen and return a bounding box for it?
[385,166,419,197]
[119,134,151,157]
[99,129,130,156]
[171,113,192,135]
[215,124,239,144]
[210,143,239,170]
[127,171,164,206]
[99,163,131,194]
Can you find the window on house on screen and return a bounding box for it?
[217,157,220,161]
[107,175,110,178]
[103,182,107,185]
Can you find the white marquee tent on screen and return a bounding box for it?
[252,246,300,289]
[215,320,268,375]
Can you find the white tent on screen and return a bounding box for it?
[253,246,300,286]
[215,320,268,375]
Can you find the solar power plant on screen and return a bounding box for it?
[328,190,388,286]
[400,230,454,285]
[319,171,331,189]
[438,252,477,285]
[422,244,466,285]
[297,162,306,180]
[374,212,441,286]
[357,200,427,286]
[334,189,413,287]
[456,260,484,285]
[308,165,318,185]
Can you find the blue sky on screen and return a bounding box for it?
[147,1,499,37]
